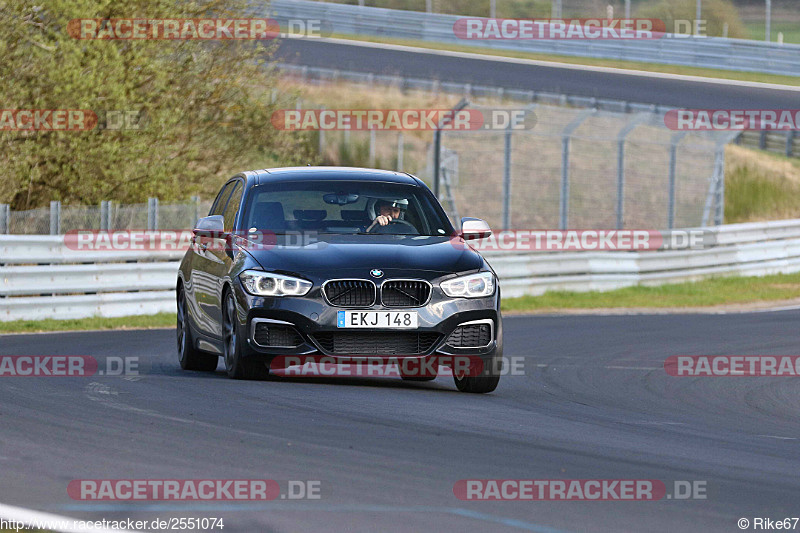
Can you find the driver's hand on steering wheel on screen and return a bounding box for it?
[374,214,393,226]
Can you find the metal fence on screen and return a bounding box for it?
[307,101,738,231]
[437,104,739,231]
[0,198,213,235]
[269,0,800,77]
[280,64,800,160]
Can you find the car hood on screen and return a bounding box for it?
[243,234,483,276]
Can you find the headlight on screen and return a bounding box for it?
[239,270,312,297]
[440,271,495,298]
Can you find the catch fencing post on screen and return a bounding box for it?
[396,132,404,172]
[668,131,689,229]
[147,198,159,231]
[319,106,325,154]
[552,0,562,18]
[100,201,110,231]
[0,204,9,234]
[786,131,795,158]
[702,132,739,226]
[369,129,376,167]
[50,201,61,235]
[502,124,512,229]
[713,147,726,226]
[433,129,441,198]
[766,0,772,41]
[560,109,595,230]
[192,196,200,227]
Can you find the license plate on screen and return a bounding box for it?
[338,311,418,329]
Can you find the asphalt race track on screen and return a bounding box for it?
[2,311,800,532]
[275,38,800,110]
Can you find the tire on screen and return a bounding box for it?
[222,289,269,380]
[453,355,500,394]
[177,285,219,372]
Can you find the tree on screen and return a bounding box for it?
[0,0,316,209]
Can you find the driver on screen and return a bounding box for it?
[366,198,410,231]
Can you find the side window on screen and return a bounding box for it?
[223,182,244,232]
[210,183,233,216]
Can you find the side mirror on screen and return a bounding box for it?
[460,217,491,240]
[193,215,225,238]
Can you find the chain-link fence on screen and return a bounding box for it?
[310,103,738,231]
[0,199,213,235]
[437,104,738,231]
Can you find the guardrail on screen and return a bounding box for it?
[3,219,800,321]
[486,219,800,297]
[0,235,180,321]
[269,0,800,77]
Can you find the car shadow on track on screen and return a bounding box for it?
[169,363,458,392]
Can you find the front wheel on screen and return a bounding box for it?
[177,285,219,372]
[222,289,268,380]
[453,355,500,394]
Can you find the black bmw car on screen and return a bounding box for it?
[176,167,502,393]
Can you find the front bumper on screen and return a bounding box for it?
[234,278,501,361]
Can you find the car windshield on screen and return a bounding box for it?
[240,180,454,236]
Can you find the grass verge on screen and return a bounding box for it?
[502,272,800,313]
[329,33,800,87]
[0,313,175,335]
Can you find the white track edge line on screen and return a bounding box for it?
[0,502,142,533]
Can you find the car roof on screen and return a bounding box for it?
[247,167,419,186]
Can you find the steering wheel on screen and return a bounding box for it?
[367,218,417,234]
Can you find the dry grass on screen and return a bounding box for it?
[725,144,800,223]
